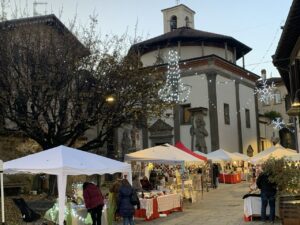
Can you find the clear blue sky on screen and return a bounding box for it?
[7,0,293,77]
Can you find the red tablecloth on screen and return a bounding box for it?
[219,173,241,184]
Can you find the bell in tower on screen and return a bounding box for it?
[170,15,177,31]
[161,4,195,33]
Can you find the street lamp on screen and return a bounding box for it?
[292,89,300,107]
[105,95,115,104]
[0,159,5,225]
[287,89,300,116]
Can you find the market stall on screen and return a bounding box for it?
[134,193,182,221]
[218,173,241,184]
[232,152,250,181]
[207,149,245,184]
[175,142,209,197]
[243,194,270,221]
[125,144,205,220]
[250,144,297,164]
[4,145,132,225]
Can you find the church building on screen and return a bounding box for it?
[121,4,260,156]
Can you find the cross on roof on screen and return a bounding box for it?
[176,0,180,5]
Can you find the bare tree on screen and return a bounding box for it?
[0,0,8,21]
[0,15,168,152]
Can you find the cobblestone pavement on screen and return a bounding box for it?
[125,182,282,225]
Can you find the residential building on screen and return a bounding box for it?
[257,70,295,150]
[273,0,300,152]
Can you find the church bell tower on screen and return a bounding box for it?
[161,4,195,33]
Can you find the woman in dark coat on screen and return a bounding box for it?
[117,179,140,225]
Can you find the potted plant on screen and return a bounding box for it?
[263,111,282,122]
[262,157,300,225]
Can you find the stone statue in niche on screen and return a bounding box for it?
[121,129,131,157]
[194,113,208,153]
[247,145,254,157]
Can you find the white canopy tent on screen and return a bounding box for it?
[287,153,300,161]
[250,144,298,164]
[232,152,250,161]
[4,145,132,225]
[124,144,205,164]
[207,149,244,162]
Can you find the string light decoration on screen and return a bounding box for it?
[48,202,87,223]
[272,117,285,130]
[71,182,83,199]
[254,79,276,104]
[158,50,191,103]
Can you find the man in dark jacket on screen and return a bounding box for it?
[83,182,104,225]
[212,164,220,189]
[256,172,277,223]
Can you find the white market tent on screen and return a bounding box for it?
[250,144,298,164]
[4,145,132,225]
[287,153,300,161]
[124,144,205,164]
[232,152,250,161]
[207,149,244,162]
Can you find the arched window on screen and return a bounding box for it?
[274,90,281,104]
[185,16,190,27]
[170,15,177,31]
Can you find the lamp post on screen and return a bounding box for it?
[0,159,5,225]
[288,89,300,153]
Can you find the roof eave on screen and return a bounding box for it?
[273,0,300,62]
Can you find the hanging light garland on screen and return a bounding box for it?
[48,202,87,223]
[71,182,83,199]
[157,53,295,135]
[158,50,191,103]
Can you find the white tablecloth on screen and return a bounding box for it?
[139,198,153,219]
[157,194,181,212]
[244,196,270,217]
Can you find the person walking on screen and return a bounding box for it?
[117,179,140,225]
[83,182,104,225]
[212,164,220,189]
[107,179,121,225]
[256,171,277,223]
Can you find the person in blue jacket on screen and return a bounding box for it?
[117,179,140,225]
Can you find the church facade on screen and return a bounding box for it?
[123,4,260,155]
